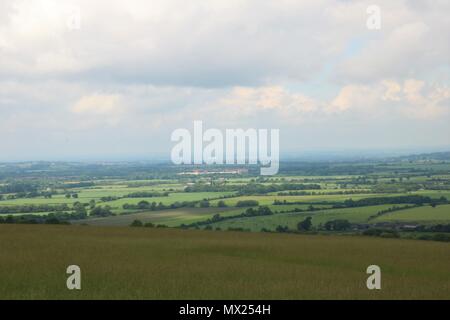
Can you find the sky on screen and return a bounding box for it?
[0,0,449,161]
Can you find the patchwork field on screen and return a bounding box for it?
[75,207,238,227]
[208,205,399,231]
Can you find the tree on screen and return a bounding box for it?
[199,200,210,208]
[275,225,289,233]
[90,205,112,217]
[236,200,259,207]
[217,200,227,207]
[72,193,78,199]
[130,219,143,227]
[138,200,150,209]
[324,219,351,231]
[297,216,312,231]
[73,202,87,218]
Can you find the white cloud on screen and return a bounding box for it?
[218,86,318,114]
[71,93,124,126]
[0,1,449,159]
[328,79,450,119]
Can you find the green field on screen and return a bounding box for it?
[1,158,450,300]
[0,224,449,299]
[104,191,235,210]
[208,192,450,207]
[375,204,450,223]
[209,205,399,231]
[209,194,394,206]
[75,207,238,227]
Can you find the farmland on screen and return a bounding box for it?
[1,153,450,299]
[0,224,449,299]
[1,156,450,237]
[375,204,450,223]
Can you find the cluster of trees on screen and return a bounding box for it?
[199,200,210,208]
[89,205,113,217]
[273,203,318,212]
[182,206,274,229]
[217,200,227,207]
[321,219,351,231]
[416,224,450,233]
[65,193,78,199]
[0,208,91,224]
[123,196,231,211]
[273,199,325,207]
[337,195,447,208]
[361,224,450,242]
[184,183,320,195]
[276,207,307,213]
[0,204,70,214]
[63,182,95,188]
[240,206,273,217]
[274,217,353,234]
[274,217,313,233]
[274,225,289,232]
[125,191,169,198]
[123,200,196,211]
[277,190,368,196]
[0,191,55,200]
[184,184,236,193]
[0,201,90,220]
[297,217,312,231]
[100,196,120,202]
[237,183,321,195]
[225,227,251,232]
[272,195,448,213]
[0,214,70,225]
[129,219,167,228]
[72,202,88,218]
[236,200,259,207]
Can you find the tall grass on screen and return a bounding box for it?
[0,225,449,299]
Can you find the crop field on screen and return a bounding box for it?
[0,224,449,300]
[208,194,387,206]
[374,204,450,223]
[104,192,235,208]
[208,205,399,231]
[75,207,238,227]
[1,157,450,300]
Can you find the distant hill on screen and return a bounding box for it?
[394,151,450,161]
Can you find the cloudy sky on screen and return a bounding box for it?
[0,0,449,161]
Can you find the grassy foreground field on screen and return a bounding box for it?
[1,225,449,299]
